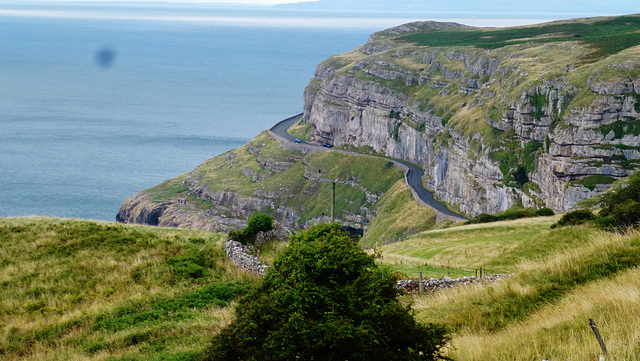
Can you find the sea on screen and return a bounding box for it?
[0,3,588,221]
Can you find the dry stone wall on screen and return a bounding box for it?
[224,222,292,277]
[396,274,510,293]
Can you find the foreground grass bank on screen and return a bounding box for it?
[4,215,640,360]
[397,222,640,360]
[0,217,254,361]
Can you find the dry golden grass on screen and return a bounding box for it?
[409,229,640,360]
[377,215,568,277]
[449,266,640,361]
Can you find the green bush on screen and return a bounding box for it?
[229,212,275,245]
[204,223,450,361]
[227,229,249,245]
[535,207,555,216]
[245,212,274,236]
[552,209,595,228]
[475,213,498,223]
[470,206,545,224]
[598,172,640,228]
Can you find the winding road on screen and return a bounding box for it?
[270,114,467,223]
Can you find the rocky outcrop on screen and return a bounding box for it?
[304,20,640,215]
[117,192,245,232]
[116,129,405,231]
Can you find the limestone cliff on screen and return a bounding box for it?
[303,16,640,215]
[117,131,409,231]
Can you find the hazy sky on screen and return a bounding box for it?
[14,0,316,3]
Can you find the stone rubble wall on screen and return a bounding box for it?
[224,222,292,277]
[224,239,268,277]
[396,274,511,293]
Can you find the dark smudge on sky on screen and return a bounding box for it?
[95,47,116,69]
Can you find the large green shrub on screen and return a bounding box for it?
[598,172,640,228]
[244,212,274,236]
[204,223,450,361]
[228,212,274,245]
[552,209,596,228]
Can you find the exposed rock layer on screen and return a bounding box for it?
[304,20,640,215]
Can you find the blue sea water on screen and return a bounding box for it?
[0,7,401,221]
[0,4,565,221]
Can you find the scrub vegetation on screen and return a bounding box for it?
[205,223,450,361]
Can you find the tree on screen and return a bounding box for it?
[204,223,449,361]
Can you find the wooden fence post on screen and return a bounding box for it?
[589,318,609,357]
[418,272,423,294]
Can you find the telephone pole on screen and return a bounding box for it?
[331,181,336,222]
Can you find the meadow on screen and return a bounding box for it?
[0,217,256,361]
[409,227,640,360]
[3,213,640,360]
[369,207,640,360]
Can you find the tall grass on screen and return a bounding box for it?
[376,216,594,278]
[362,180,436,247]
[410,229,640,360]
[0,217,254,360]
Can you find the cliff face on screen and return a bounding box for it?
[304,17,640,215]
[116,131,406,231]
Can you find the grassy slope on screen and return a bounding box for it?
[0,217,255,361]
[362,180,437,247]
[371,209,640,360]
[287,117,313,141]
[408,227,640,360]
[145,132,405,226]
[378,215,585,277]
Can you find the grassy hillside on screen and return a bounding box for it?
[3,212,640,360]
[145,131,405,227]
[369,206,640,360]
[408,227,640,360]
[0,217,254,361]
[375,215,601,278]
[362,180,437,246]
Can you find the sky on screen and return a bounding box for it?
[11,0,315,3]
[3,0,636,28]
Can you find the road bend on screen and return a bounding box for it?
[269,114,467,223]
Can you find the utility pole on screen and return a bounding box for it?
[331,181,336,222]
